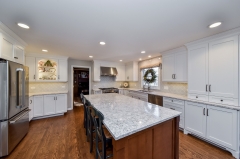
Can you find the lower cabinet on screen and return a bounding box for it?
[129,91,148,102]
[32,93,67,119]
[185,101,238,152]
[163,97,185,129]
[119,89,124,95]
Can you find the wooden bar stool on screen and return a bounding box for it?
[91,107,113,159]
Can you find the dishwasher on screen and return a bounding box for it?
[148,94,163,106]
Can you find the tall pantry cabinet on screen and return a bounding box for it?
[186,35,239,106]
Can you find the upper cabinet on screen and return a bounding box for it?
[125,61,138,81]
[186,34,239,106]
[93,60,101,81]
[162,47,187,82]
[0,22,27,65]
[25,53,68,82]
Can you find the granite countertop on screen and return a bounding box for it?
[29,91,68,97]
[84,93,181,140]
[120,88,240,110]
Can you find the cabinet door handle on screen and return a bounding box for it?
[58,75,60,79]
[14,57,18,59]
[174,74,176,79]
[209,85,211,92]
[34,75,35,79]
[203,108,205,115]
[170,108,175,110]
[56,96,57,100]
[207,109,209,116]
[30,100,32,104]
[206,85,208,92]
[172,74,174,79]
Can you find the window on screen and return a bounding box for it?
[141,67,160,89]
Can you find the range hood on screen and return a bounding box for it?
[100,67,118,76]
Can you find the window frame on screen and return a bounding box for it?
[140,67,160,90]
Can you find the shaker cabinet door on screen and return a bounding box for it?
[162,54,175,81]
[58,59,68,81]
[55,94,67,113]
[174,52,187,82]
[206,105,237,150]
[188,44,208,96]
[208,36,238,99]
[44,95,56,115]
[25,56,36,81]
[185,102,207,138]
[33,96,44,117]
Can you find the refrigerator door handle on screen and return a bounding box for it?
[16,68,24,109]
[9,109,31,124]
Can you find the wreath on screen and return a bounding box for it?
[143,68,157,84]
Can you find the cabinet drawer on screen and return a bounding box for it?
[164,104,184,118]
[208,96,238,106]
[163,97,184,105]
[188,93,208,102]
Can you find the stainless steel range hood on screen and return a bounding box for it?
[100,67,118,76]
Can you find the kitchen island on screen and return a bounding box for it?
[84,93,181,159]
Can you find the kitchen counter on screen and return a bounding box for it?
[119,88,240,110]
[29,91,68,97]
[84,93,181,140]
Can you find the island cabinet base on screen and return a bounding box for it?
[112,116,180,159]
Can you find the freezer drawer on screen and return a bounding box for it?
[0,109,30,157]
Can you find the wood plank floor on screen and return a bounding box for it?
[3,106,234,159]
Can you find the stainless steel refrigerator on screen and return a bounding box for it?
[0,59,30,157]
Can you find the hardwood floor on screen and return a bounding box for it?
[3,106,234,159]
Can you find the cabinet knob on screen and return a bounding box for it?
[171,100,173,102]
[196,96,198,98]
[221,99,223,102]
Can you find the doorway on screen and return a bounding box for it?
[71,66,91,108]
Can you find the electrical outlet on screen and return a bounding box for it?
[164,86,168,90]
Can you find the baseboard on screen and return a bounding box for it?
[32,113,64,120]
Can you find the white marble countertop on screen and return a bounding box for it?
[84,93,181,140]
[122,88,240,110]
[29,91,68,97]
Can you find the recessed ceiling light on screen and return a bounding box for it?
[42,49,48,52]
[17,23,29,29]
[120,60,122,62]
[139,58,142,61]
[100,42,106,45]
[89,56,93,58]
[159,57,161,59]
[148,55,151,58]
[141,51,145,54]
[209,22,222,28]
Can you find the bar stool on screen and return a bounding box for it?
[90,107,113,159]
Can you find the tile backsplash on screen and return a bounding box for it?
[29,82,68,93]
[92,76,138,89]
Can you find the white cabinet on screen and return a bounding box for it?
[13,46,24,64]
[185,102,206,137]
[55,94,67,113]
[123,89,130,96]
[93,61,101,81]
[119,89,124,95]
[188,44,208,98]
[44,95,56,115]
[163,97,185,129]
[33,95,44,117]
[116,65,125,81]
[185,101,238,152]
[125,61,138,81]
[208,36,238,99]
[58,59,68,81]
[206,105,237,150]
[25,55,68,82]
[162,51,187,82]
[29,97,34,121]
[33,94,67,119]
[0,32,25,65]
[187,35,239,106]
[25,57,36,81]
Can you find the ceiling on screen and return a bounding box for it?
[0,0,240,62]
